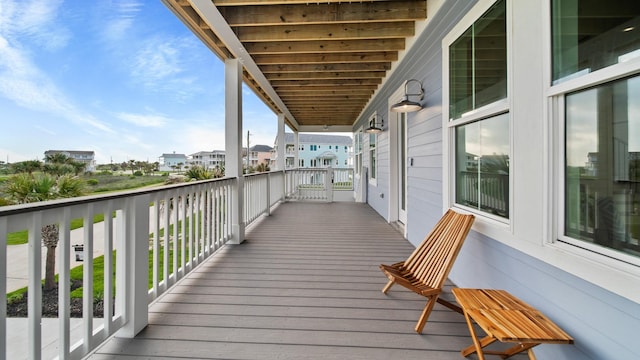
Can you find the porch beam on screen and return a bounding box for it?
[246,39,404,55]
[266,71,387,81]
[218,1,426,26]
[260,62,392,73]
[254,52,397,65]
[234,22,414,42]
[271,78,382,87]
[214,0,412,6]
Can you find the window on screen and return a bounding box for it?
[552,1,640,265]
[449,0,507,120]
[552,0,640,84]
[355,130,363,175]
[368,113,378,182]
[562,75,640,261]
[447,0,509,220]
[455,113,509,218]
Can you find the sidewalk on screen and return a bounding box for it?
[7,318,102,359]
[6,220,110,293]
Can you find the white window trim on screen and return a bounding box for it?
[368,112,378,186]
[550,72,640,270]
[442,0,513,238]
[354,127,363,178]
[541,1,640,303]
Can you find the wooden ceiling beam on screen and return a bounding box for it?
[245,38,405,55]
[266,71,386,80]
[254,52,397,64]
[214,0,402,6]
[274,84,379,92]
[260,62,392,73]
[234,21,415,42]
[278,90,374,96]
[271,78,381,87]
[219,1,426,26]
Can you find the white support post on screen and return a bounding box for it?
[326,167,334,203]
[0,217,7,359]
[117,194,150,338]
[276,114,285,171]
[294,131,299,168]
[225,58,245,244]
[28,212,42,360]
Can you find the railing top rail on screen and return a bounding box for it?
[244,170,285,178]
[0,176,237,217]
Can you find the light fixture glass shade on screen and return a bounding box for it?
[391,96,423,112]
[365,125,383,133]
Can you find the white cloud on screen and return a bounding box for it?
[0,5,114,135]
[0,0,69,51]
[117,112,169,127]
[128,36,204,101]
[100,0,142,42]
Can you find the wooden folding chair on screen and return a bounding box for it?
[380,209,475,333]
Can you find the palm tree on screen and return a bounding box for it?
[128,159,136,175]
[11,160,42,175]
[185,165,213,180]
[2,173,86,289]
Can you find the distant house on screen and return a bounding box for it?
[158,152,187,172]
[273,133,353,169]
[189,150,225,170]
[247,145,273,168]
[44,150,96,172]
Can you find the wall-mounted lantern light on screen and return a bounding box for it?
[390,79,424,113]
[365,115,384,133]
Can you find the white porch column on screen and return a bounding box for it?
[225,58,245,244]
[294,131,299,168]
[117,193,150,338]
[276,113,285,171]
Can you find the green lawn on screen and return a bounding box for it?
[7,213,106,246]
[8,244,182,302]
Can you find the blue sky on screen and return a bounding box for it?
[0,0,280,165]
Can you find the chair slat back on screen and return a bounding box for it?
[403,209,475,289]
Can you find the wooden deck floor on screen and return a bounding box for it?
[88,202,479,360]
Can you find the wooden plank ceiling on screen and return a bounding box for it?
[165,0,427,130]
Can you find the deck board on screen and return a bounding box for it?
[88,202,505,359]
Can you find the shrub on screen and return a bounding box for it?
[86,179,99,186]
[133,171,143,176]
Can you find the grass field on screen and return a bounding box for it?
[4,173,166,245]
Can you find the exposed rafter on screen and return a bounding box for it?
[164,0,427,130]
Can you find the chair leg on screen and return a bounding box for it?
[415,295,438,333]
[382,279,395,294]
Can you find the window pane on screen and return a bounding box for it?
[552,0,640,84]
[449,0,507,119]
[565,75,640,257]
[455,113,510,218]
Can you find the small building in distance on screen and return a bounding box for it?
[273,133,353,169]
[44,150,96,172]
[247,145,273,168]
[158,152,188,172]
[189,150,225,170]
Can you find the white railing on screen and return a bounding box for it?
[285,169,330,201]
[284,168,354,201]
[0,177,235,360]
[243,171,285,226]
